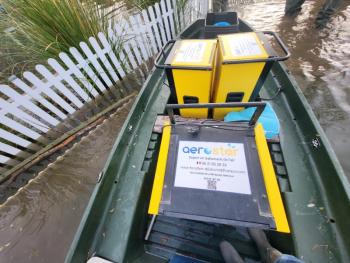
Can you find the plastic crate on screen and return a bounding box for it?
[204,12,239,38]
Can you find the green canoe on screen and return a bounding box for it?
[65,17,350,263]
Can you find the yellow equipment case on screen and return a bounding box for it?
[155,39,217,118]
[148,103,290,233]
[212,32,290,119]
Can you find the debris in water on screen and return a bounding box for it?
[307,203,315,208]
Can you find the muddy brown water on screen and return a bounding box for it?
[0,99,134,262]
[0,1,349,262]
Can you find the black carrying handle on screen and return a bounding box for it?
[263,31,290,61]
[155,31,290,68]
[154,40,176,69]
[166,102,266,126]
[223,31,290,64]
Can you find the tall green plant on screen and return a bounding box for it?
[120,0,158,10]
[0,0,123,80]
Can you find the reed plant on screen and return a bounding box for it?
[0,0,123,80]
[123,0,159,10]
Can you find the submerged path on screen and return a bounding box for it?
[0,98,135,263]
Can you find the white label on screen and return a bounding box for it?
[229,34,263,57]
[174,141,251,195]
[174,42,206,63]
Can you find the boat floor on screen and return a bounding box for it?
[140,139,290,263]
[145,215,260,263]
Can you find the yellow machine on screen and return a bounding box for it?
[163,39,217,118]
[212,32,269,119]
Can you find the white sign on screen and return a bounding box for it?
[174,42,206,63]
[174,141,251,195]
[229,34,263,57]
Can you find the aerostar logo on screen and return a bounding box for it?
[182,143,238,156]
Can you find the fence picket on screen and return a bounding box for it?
[59,52,100,98]
[0,85,60,127]
[0,98,50,134]
[148,5,165,47]
[107,28,132,73]
[0,142,31,158]
[47,58,91,103]
[0,155,11,164]
[69,47,107,93]
[142,9,162,52]
[98,32,126,78]
[0,128,41,151]
[80,42,114,88]
[89,36,120,83]
[0,154,20,166]
[122,19,144,66]
[136,13,156,57]
[129,15,150,61]
[175,0,185,32]
[166,0,176,38]
[1,115,41,140]
[11,77,68,120]
[23,72,76,114]
[114,24,138,70]
[154,3,168,44]
[160,0,172,41]
[35,65,84,109]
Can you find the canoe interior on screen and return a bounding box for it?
[65,20,350,263]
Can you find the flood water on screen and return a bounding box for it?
[0,1,350,263]
[0,100,134,262]
[226,0,350,179]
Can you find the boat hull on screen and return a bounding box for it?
[66,19,350,263]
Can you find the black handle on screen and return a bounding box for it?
[166,102,266,126]
[262,31,290,61]
[154,40,176,69]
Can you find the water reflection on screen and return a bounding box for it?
[227,0,350,178]
[0,103,134,263]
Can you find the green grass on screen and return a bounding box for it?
[0,0,188,83]
[0,0,124,81]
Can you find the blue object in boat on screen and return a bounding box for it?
[214,21,231,27]
[224,103,280,139]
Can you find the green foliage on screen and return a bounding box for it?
[123,0,159,10]
[0,0,122,80]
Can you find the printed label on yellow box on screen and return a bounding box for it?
[174,141,251,194]
[229,34,263,57]
[174,42,207,63]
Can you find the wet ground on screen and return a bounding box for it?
[226,0,350,178]
[0,1,349,262]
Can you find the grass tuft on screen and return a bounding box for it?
[0,0,123,80]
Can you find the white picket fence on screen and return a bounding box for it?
[0,0,209,177]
